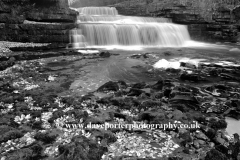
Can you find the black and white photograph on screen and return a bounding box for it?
[0,0,240,159]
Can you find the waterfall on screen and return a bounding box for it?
[69,7,191,49]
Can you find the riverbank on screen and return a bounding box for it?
[0,46,240,160]
[0,41,50,53]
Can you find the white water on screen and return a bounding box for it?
[69,7,194,49]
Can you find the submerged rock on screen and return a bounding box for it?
[229,48,240,52]
[99,51,111,58]
[97,81,119,92]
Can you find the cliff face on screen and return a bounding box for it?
[112,0,240,42]
[0,0,78,43]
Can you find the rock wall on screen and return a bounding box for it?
[112,0,240,42]
[0,23,76,43]
[0,0,78,44]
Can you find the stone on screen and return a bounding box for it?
[97,81,119,92]
[99,51,111,58]
[163,51,172,56]
[229,48,240,52]
[131,82,147,89]
[208,118,227,130]
[127,88,144,96]
[183,148,195,155]
[197,139,206,145]
[209,142,215,148]
[151,79,164,90]
[205,149,228,160]
[195,131,209,141]
[179,131,193,146]
[55,136,106,160]
[180,62,197,69]
[193,140,200,149]
[172,109,184,120]
[180,73,201,82]
[5,143,44,160]
[34,131,58,144]
[0,0,77,43]
[138,109,166,123]
[88,129,117,144]
[0,127,24,143]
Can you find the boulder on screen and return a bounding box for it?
[97,81,119,92]
[205,149,228,160]
[55,136,106,160]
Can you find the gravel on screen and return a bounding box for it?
[0,41,50,54]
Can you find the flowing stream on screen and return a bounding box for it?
[67,6,240,136]
[69,7,192,49]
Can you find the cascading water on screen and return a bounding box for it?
[69,7,192,49]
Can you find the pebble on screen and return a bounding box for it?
[0,41,49,53]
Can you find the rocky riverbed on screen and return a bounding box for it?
[0,44,240,160]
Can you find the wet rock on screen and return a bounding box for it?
[163,88,172,98]
[34,131,58,144]
[163,51,172,56]
[172,109,184,120]
[97,81,119,92]
[131,82,147,89]
[55,136,106,160]
[180,62,197,69]
[170,104,189,113]
[228,134,240,160]
[5,143,44,160]
[86,110,113,124]
[169,94,199,110]
[214,130,229,146]
[110,97,139,109]
[209,142,215,148]
[127,88,144,96]
[48,110,65,124]
[229,48,240,52]
[89,129,117,144]
[168,156,183,160]
[197,139,206,145]
[180,73,204,82]
[204,128,217,140]
[179,131,193,146]
[151,91,164,100]
[99,51,111,58]
[166,68,181,73]
[183,148,195,155]
[138,109,166,123]
[151,79,164,90]
[32,121,43,130]
[208,118,227,130]
[225,82,240,87]
[67,109,88,120]
[223,108,240,120]
[139,100,162,110]
[205,149,228,160]
[129,53,149,59]
[194,131,209,141]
